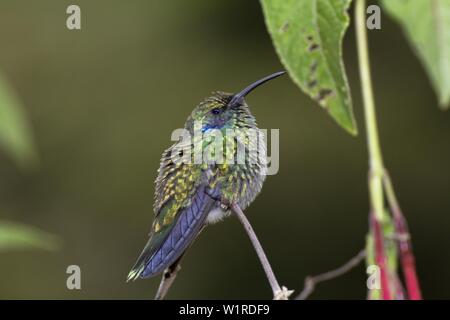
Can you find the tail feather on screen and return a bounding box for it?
[127,185,219,281]
[127,264,145,282]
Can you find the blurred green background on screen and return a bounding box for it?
[0,0,449,299]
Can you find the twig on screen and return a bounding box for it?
[296,249,366,300]
[355,0,386,223]
[393,273,406,300]
[153,226,207,300]
[371,213,392,300]
[383,171,422,300]
[355,0,403,300]
[231,203,292,300]
[154,258,182,300]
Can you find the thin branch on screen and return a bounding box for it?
[296,249,366,300]
[153,226,207,300]
[355,0,385,222]
[355,0,400,300]
[393,273,406,300]
[154,259,182,300]
[371,213,392,300]
[231,203,292,300]
[383,171,422,300]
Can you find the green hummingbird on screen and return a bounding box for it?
[127,71,285,282]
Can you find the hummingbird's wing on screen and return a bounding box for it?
[127,144,219,281]
[127,184,218,280]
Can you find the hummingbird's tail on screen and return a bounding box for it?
[126,241,152,281]
[127,185,218,281]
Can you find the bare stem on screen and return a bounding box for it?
[393,273,406,300]
[154,259,182,300]
[355,0,423,300]
[371,213,392,300]
[296,250,366,300]
[355,0,395,300]
[383,171,422,300]
[355,0,385,222]
[231,203,291,299]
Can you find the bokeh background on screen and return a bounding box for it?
[0,0,449,299]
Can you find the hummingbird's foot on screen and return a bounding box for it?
[220,202,229,211]
[273,286,294,300]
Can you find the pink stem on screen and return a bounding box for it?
[392,210,422,300]
[383,172,422,300]
[393,273,406,300]
[371,213,392,300]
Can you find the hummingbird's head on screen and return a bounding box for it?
[185,71,285,133]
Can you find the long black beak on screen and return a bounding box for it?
[228,71,286,107]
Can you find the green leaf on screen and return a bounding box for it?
[383,0,450,109]
[0,73,37,168]
[261,0,357,135]
[0,220,60,251]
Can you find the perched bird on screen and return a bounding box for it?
[127,71,285,282]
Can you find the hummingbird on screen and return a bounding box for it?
[127,71,285,282]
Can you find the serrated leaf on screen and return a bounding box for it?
[0,220,60,251]
[0,73,37,168]
[261,0,357,135]
[383,0,450,109]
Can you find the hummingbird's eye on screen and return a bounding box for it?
[211,108,221,115]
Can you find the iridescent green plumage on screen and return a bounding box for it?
[128,72,284,281]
